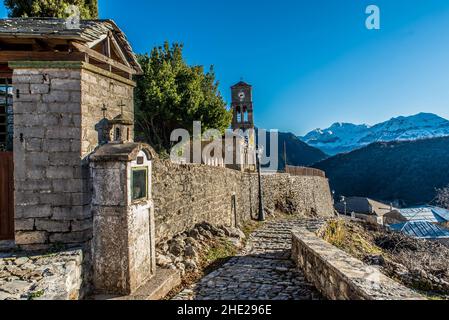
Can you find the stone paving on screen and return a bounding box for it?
[174,218,325,300]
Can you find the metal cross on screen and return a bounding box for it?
[118,100,126,115]
[101,104,108,118]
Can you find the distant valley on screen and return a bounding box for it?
[313,136,449,206]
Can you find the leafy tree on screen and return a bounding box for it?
[4,0,98,19]
[135,42,232,152]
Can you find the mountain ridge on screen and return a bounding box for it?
[312,136,449,206]
[300,113,449,156]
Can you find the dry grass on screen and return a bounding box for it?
[318,218,449,299]
[318,219,381,260]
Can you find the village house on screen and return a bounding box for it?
[335,196,393,225]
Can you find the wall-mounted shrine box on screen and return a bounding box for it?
[90,142,156,295]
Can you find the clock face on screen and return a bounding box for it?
[238,91,245,101]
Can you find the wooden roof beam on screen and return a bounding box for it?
[0,50,86,62]
[71,41,136,75]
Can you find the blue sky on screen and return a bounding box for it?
[2,1,449,135]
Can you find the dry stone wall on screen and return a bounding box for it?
[152,160,334,243]
[152,160,258,243]
[262,173,334,217]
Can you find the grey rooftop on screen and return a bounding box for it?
[0,17,142,73]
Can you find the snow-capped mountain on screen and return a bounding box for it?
[300,113,449,156]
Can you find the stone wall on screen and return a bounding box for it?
[80,68,134,156]
[291,228,425,300]
[0,248,89,300]
[153,159,258,243]
[262,173,334,217]
[152,160,334,243]
[12,65,135,248]
[13,68,84,249]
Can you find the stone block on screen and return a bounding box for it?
[70,92,81,103]
[15,219,35,231]
[35,219,70,232]
[17,93,41,102]
[52,179,85,193]
[25,168,46,179]
[42,90,70,103]
[49,230,91,244]
[15,205,52,218]
[14,192,40,206]
[13,74,45,84]
[25,138,42,152]
[51,79,81,91]
[53,206,91,221]
[16,231,48,245]
[43,139,72,152]
[71,193,91,206]
[15,179,52,192]
[48,102,80,114]
[40,113,60,126]
[38,193,72,206]
[13,83,30,94]
[14,127,45,139]
[13,101,37,114]
[25,152,49,167]
[46,127,80,140]
[46,166,74,179]
[30,84,50,94]
[71,219,93,232]
[69,71,81,80]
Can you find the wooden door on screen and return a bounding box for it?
[0,152,14,240]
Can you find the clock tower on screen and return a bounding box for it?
[230,81,256,172]
[231,81,254,130]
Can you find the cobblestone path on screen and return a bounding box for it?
[174,218,325,300]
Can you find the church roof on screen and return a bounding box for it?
[0,18,142,74]
[231,81,252,88]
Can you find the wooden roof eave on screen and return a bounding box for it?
[0,33,86,42]
[0,50,87,64]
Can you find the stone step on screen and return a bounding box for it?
[93,268,181,301]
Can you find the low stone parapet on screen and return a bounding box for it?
[0,249,88,300]
[291,228,425,300]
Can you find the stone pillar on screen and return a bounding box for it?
[90,143,155,295]
[10,62,136,249]
[12,67,86,249]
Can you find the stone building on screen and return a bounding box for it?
[0,18,142,248]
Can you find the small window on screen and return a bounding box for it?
[132,167,148,201]
[115,127,121,141]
